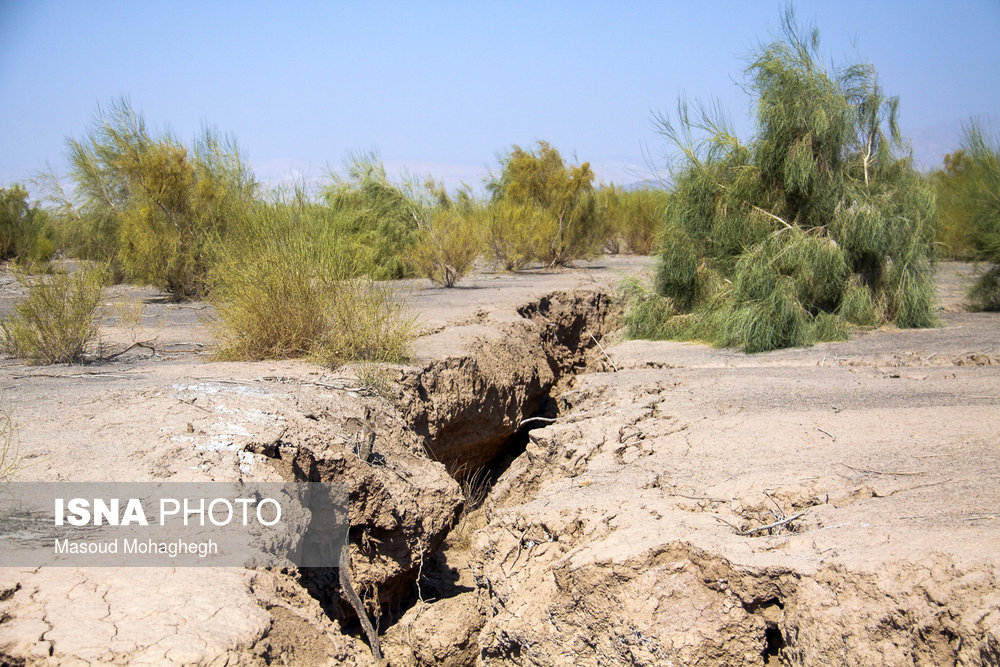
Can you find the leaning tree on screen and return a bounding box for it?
[636,10,937,352]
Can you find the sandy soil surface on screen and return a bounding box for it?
[0,258,996,665]
[465,263,999,665]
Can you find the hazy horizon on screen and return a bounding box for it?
[2,1,998,195]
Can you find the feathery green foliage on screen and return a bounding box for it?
[2,264,107,364]
[311,279,415,367]
[208,195,414,364]
[480,200,553,271]
[209,200,337,360]
[932,120,1000,310]
[321,154,426,280]
[65,99,256,299]
[951,122,1000,264]
[597,185,669,255]
[621,278,677,339]
[930,150,978,260]
[0,185,56,265]
[639,10,937,352]
[489,141,605,266]
[968,266,1000,312]
[839,275,880,326]
[654,223,699,310]
[410,186,483,287]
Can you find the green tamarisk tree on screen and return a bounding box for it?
[65,98,257,299]
[633,10,937,352]
[936,120,1000,310]
[488,141,605,266]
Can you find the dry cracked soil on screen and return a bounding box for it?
[0,257,997,666]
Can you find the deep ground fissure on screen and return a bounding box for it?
[299,290,618,654]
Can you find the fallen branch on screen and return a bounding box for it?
[883,479,952,497]
[838,463,925,477]
[503,526,530,575]
[101,338,158,361]
[587,330,618,372]
[177,397,211,413]
[762,490,785,519]
[817,427,836,441]
[713,515,743,532]
[13,371,135,379]
[737,511,807,536]
[619,430,643,444]
[339,533,382,662]
[670,492,726,503]
[519,416,557,428]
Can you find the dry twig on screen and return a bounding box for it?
[339,534,382,662]
[101,338,158,361]
[587,330,618,372]
[883,479,952,497]
[838,463,925,477]
[519,416,557,427]
[737,511,807,536]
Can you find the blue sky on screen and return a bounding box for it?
[1,0,998,194]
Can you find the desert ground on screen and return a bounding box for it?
[0,257,997,666]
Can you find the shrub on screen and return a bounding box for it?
[937,121,1000,310]
[654,223,699,310]
[886,258,936,328]
[65,99,256,299]
[0,400,18,483]
[410,203,482,287]
[481,200,553,271]
[209,199,415,365]
[313,279,415,367]
[322,155,426,280]
[813,311,851,342]
[621,278,677,339]
[639,10,937,352]
[598,185,668,255]
[488,141,606,266]
[210,227,331,360]
[930,151,978,260]
[0,185,56,265]
[2,264,107,364]
[839,276,880,326]
[721,269,812,353]
[968,265,1000,311]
